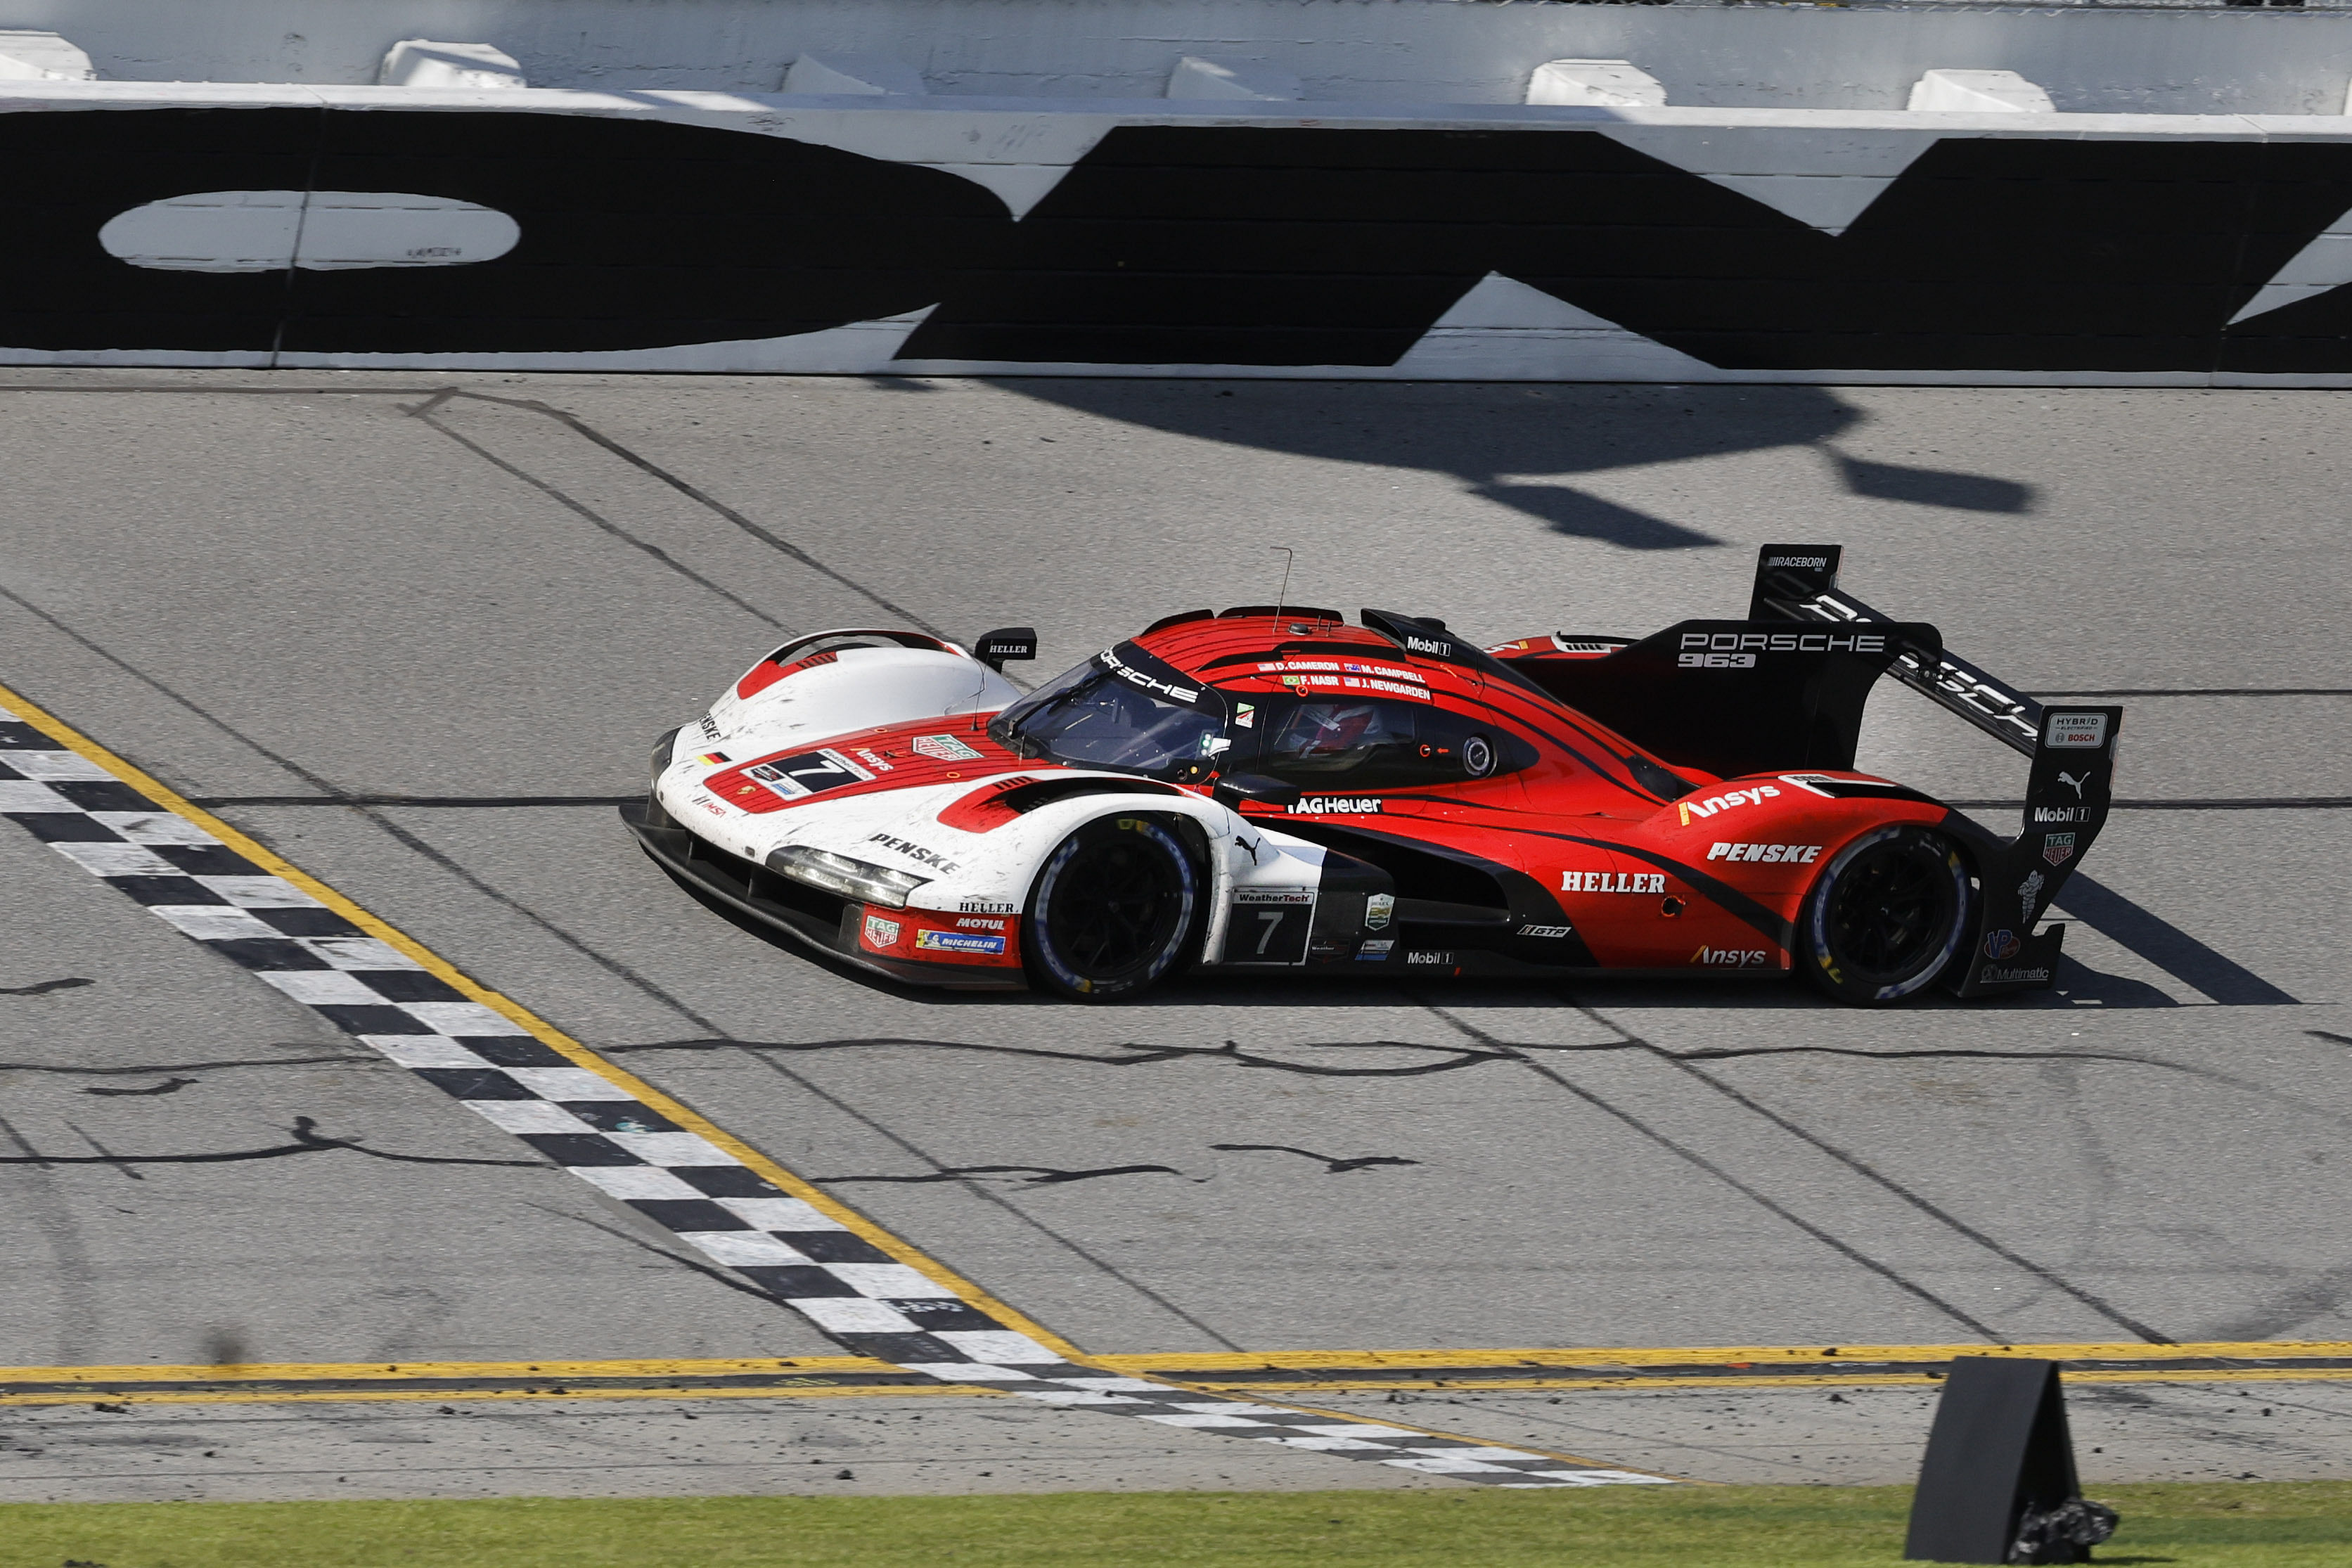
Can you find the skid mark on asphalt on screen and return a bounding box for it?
[0,1051,375,1076]
[79,1077,197,1098]
[0,976,91,996]
[1211,1145,1422,1174]
[0,680,1673,1489]
[0,1116,542,1170]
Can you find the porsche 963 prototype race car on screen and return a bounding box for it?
[624,546,2119,1005]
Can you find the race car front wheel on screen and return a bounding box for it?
[1025,816,1199,1002]
[1799,826,1972,1005]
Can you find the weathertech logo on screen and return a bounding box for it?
[1706,842,1821,864]
[1290,797,1381,815]
[1692,946,1771,968]
[1563,870,1666,894]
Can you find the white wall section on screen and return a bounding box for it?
[1166,56,1301,101]
[0,30,93,80]
[377,39,526,89]
[1526,60,1666,110]
[784,53,927,96]
[99,191,520,274]
[1906,69,2054,114]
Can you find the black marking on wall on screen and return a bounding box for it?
[0,108,1007,354]
[12,110,2352,371]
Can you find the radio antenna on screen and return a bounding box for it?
[1271,546,1295,625]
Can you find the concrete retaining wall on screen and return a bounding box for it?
[15,6,2352,383]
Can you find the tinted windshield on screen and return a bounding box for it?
[991,648,1226,781]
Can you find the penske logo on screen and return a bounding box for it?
[1706,842,1821,863]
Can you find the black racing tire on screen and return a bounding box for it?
[1024,815,1200,1002]
[1798,825,1972,1006]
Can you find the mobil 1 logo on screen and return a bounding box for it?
[1230,887,1315,965]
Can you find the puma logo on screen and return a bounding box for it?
[2057,771,2089,799]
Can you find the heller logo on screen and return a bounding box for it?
[1290,797,1381,815]
[863,914,901,949]
[1706,842,1820,864]
[1563,870,1666,894]
[959,899,1015,914]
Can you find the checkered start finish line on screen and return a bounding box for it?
[0,694,1670,1489]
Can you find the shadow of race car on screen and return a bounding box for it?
[623,545,2119,1005]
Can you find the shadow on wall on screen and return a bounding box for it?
[983,380,2036,548]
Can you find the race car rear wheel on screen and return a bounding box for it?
[1799,825,1972,1005]
[1024,816,1199,1002]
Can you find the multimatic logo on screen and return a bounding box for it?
[1290,797,1381,815]
[1980,964,2052,985]
[868,833,962,873]
[1562,870,1666,894]
[1678,631,1886,669]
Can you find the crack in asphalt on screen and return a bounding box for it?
[0,1053,376,1077]
[611,1035,1514,1077]
[1209,1143,1422,1174]
[0,1117,544,1171]
[816,1164,1190,1187]
[0,977,93,996]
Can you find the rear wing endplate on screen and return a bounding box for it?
[1751,545,2123,996]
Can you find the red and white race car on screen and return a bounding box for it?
[624,546,2119,1005]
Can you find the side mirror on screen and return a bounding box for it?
[1212,773,1301,810]
[973,626,1037,672]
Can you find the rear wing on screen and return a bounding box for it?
[1750,544,2123,996]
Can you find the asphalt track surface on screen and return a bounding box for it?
[1,371,2347,1498]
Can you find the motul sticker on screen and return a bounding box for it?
[2045,713,2108,749]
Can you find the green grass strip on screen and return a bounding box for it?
[3,1482,2349,1567]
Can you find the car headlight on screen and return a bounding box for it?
[764,844,929,908]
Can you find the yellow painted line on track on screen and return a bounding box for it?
[0,1386,996,1408]
[0,674,1084,1363]
[1103,1340,2352,1373]
[0,1357,895,1384]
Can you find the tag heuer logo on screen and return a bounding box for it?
[2043,832,2076,866]
[863,915,901,949]
[911,733,984,762]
